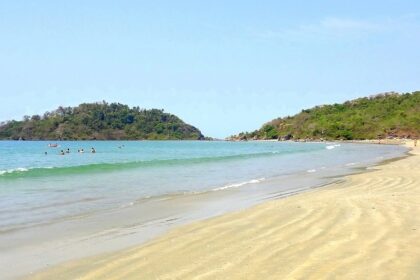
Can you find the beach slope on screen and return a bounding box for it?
[29,142,420,280]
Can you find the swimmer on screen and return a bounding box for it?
[66,148,70,153]
[91,147,96,153]
[60,150,65,155]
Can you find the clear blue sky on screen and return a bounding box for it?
[1,1,419,138]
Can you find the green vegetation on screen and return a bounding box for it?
[0,102,204,140]
[232,92,420,141]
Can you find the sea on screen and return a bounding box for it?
[0,140,408,279]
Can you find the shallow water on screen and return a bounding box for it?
[0,140,408,279]
[0,140,406,233]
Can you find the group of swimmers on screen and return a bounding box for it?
[45,147,96,155]
[45,143,129,155]
[58,148,96,155]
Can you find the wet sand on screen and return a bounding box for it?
[28,141,420,279]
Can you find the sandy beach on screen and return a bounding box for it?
[28,141,420,280]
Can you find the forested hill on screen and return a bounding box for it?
[0,102,204,140]
[231,91,420,141]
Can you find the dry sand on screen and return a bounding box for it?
[29,142,420,280]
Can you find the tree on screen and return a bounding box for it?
[0,102,205,140]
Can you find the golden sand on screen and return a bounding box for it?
[29,142,420,280]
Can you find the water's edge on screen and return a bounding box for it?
[0,143,409,279]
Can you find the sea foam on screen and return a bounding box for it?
[0,167,29,175]
[326,144,341,150]
[213,178,266,191]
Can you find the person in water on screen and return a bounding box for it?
[91,147,96,153]
[66,148,70,153]
[60,150,65,155]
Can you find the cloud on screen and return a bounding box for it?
[318,17,380,32]
[256,14,420,43]
[256,17,385,42]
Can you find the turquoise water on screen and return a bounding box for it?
[0,141,407,233]
[0,140,323,178]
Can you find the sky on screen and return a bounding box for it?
[0,1,419,138]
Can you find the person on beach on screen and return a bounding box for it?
[415,139,418,147]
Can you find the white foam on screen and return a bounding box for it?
[326,143,341,150]
[15,167,28,172]
[213,177,265,191]
[120,202,135,208]
[307,169,316,173]
[0,167,29,175]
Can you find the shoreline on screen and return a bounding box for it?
[1,141,406,280]
[1,157,365,279]
[25,141,419,279]
[229,138,411,145]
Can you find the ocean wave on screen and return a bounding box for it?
[212,178,266,191]
[0,167,29,175]
[0,148,317,179]
[326,144,341,150]
[119,202,135,208]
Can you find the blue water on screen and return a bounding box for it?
[0,140,407,233]
[0,140,324,177]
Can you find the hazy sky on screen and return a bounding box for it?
[1,1,419,138]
